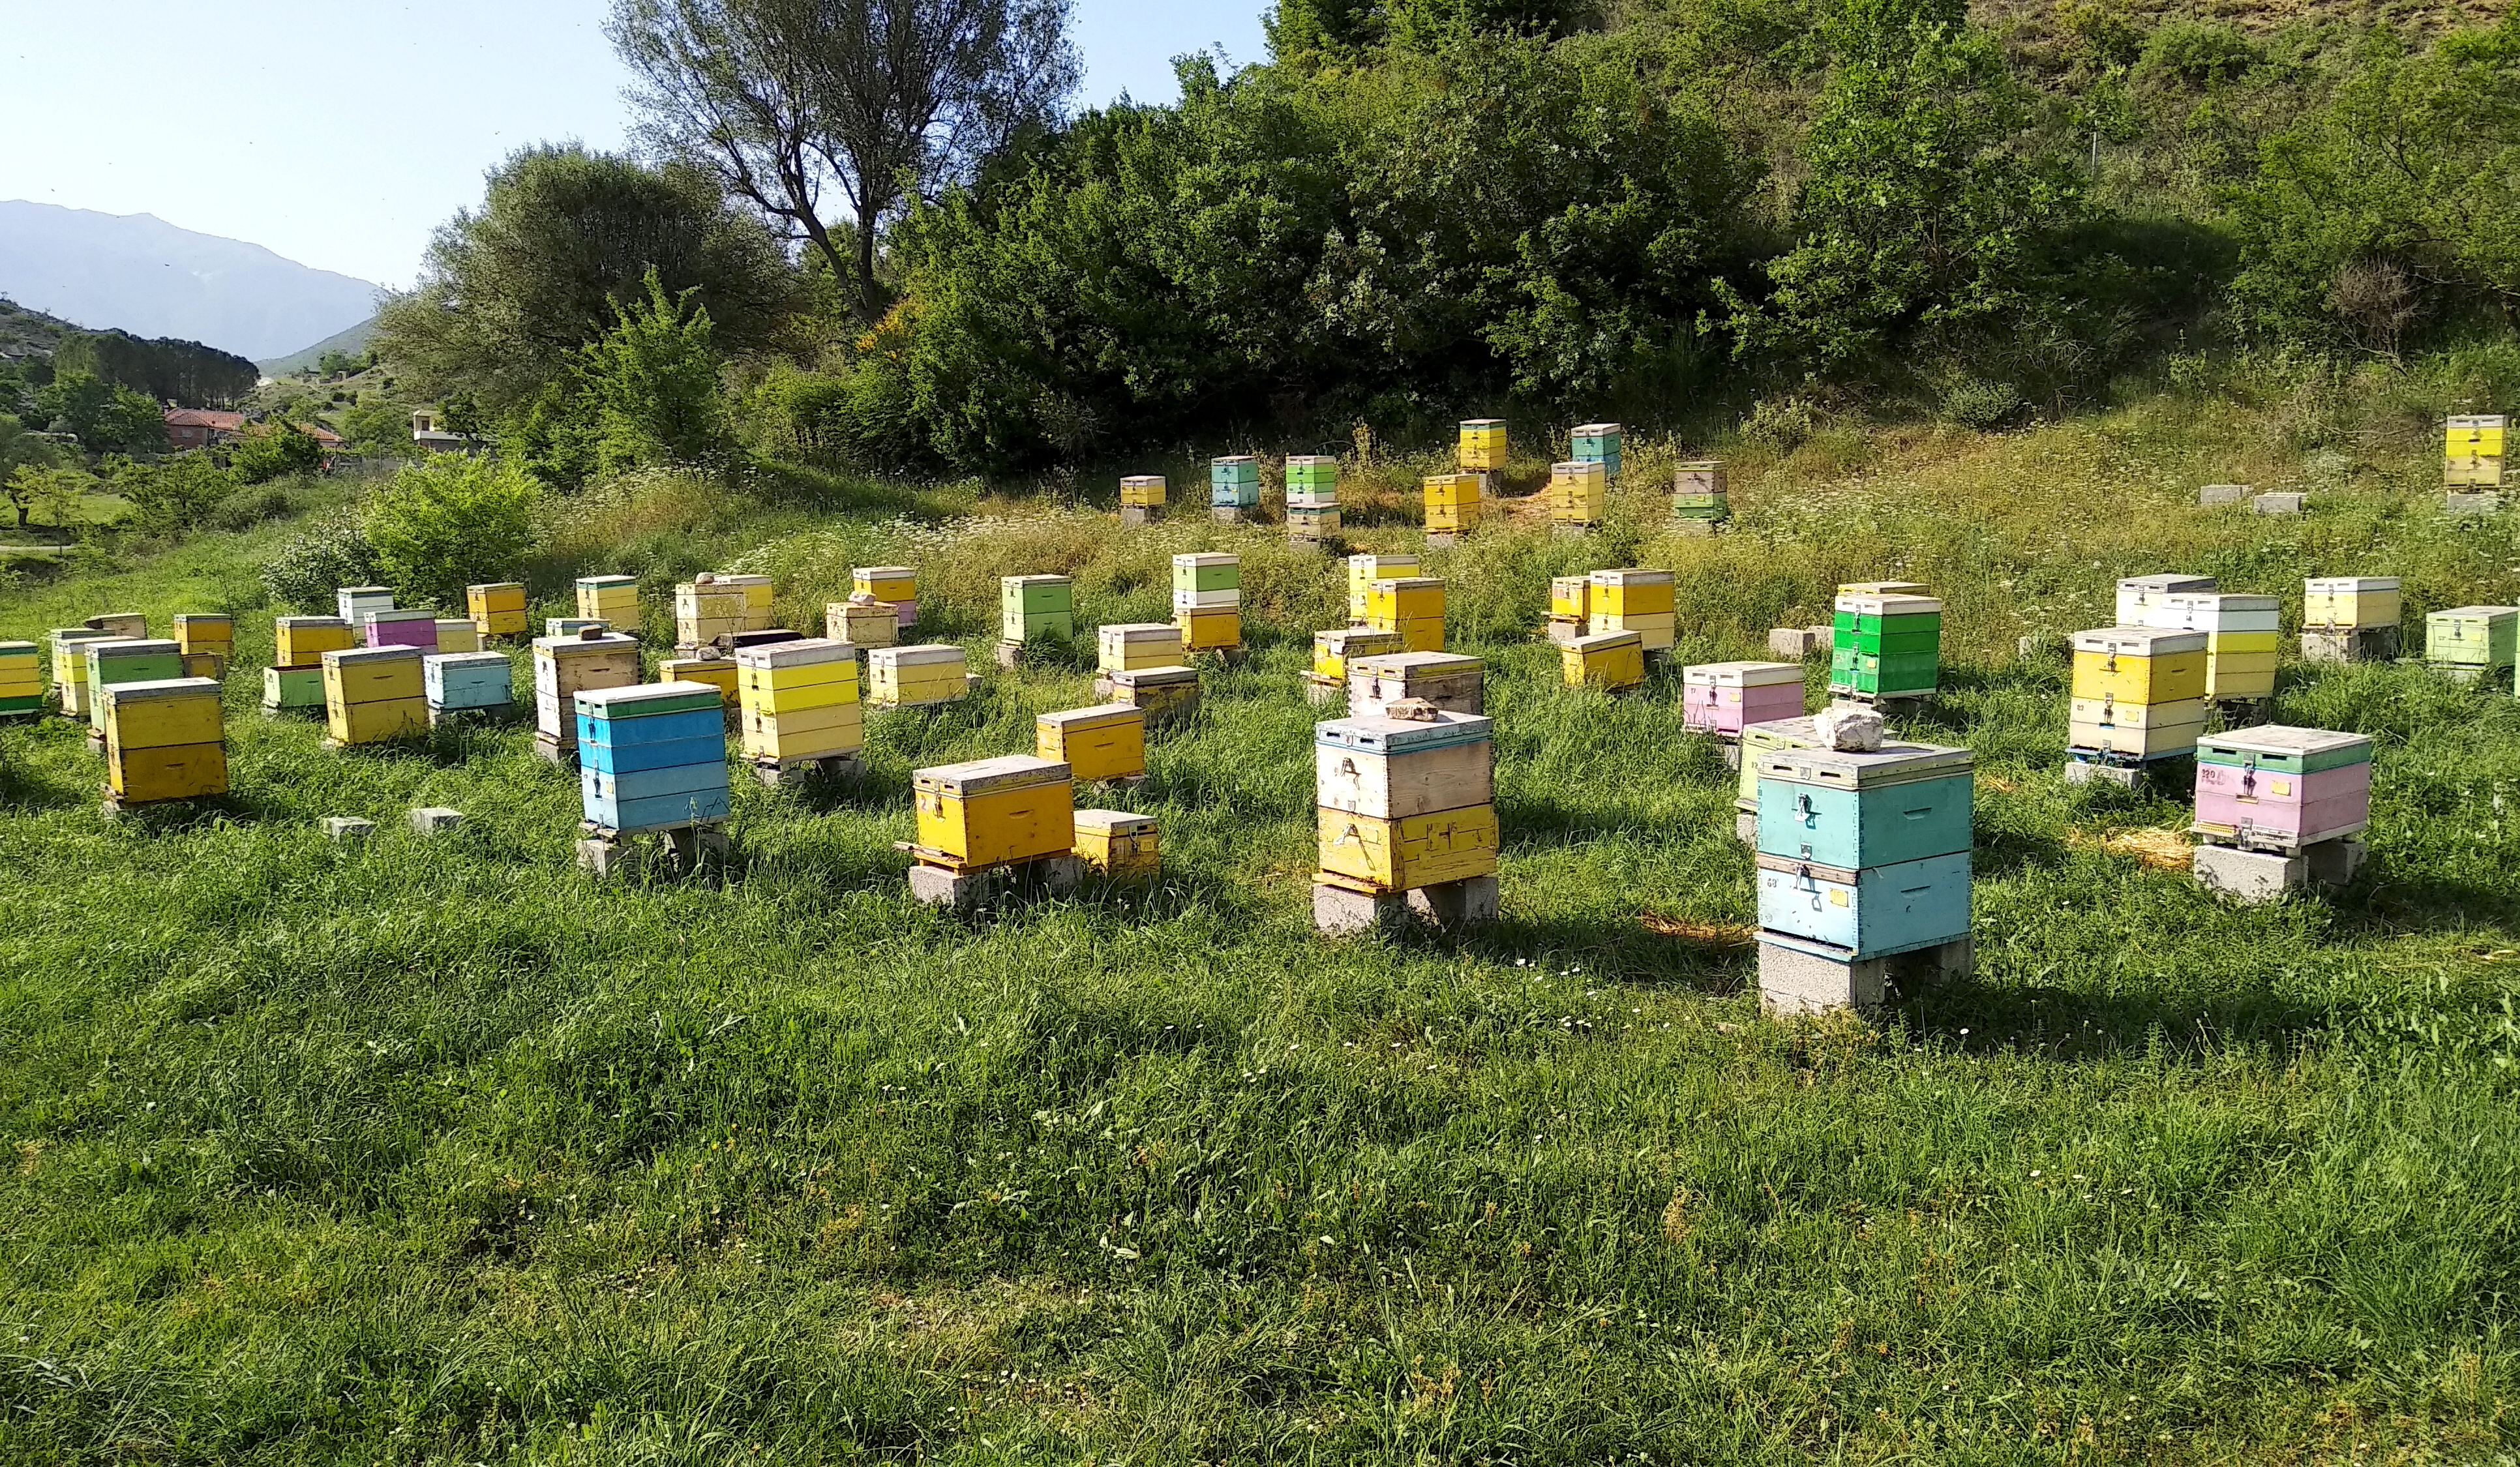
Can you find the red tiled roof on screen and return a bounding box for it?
[164,409,247,430]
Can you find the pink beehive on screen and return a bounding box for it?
[1683,661,1805,736]
[363,609,441,652]
[2192,726,2374,848]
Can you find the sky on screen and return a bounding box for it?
[0,0,1265,291]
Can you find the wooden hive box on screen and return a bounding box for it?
[867,644,970,709]
[2071,627,2208,705]
[1313,628,1404,685]
[1073,809,1160,881]
[2069,694,2207,761]
[1175,605,1242,652]
[86,612,149,640]
[2427,606,2520,670]
[853,567,919,629]
[1587,569,1677,652]
[1100,622,1186,674]
[1171,554,1242,604]
[657,656,742,726]
[1457,419,1507,471]
[825,599,899,648]
[1672,461,1727,519]
[1347,554,1420,622]
[1038,704,1147,784]
[2116,573,2217,627]
[323,645,428,745]
[1001,575,1075,643]
[0,640,39,716]
[2446,415,2507,488]
[1564,630,1645,690]
[434,620,483,654]
[364,608,440,653]
[467,582,529,637]
[1120,474,1167,508]
[575,574,641,625]
[1422,473,1483,533]
[546,617,607,638]
[424,650,514,712]
[1105,664,1199,721]
[2195,726,2375,849]
[1752,741,1974,962]
[1829,592,1942,698]
[2303,576,2401,632]
[85,640,185,734]
[1210,456,1261,509]
[1316,709,1493,823]
[577,681,732,833]
[913,754,1075,869]
[273,616,354,670]
[1348,651,1482,717]
[1365,577,1446,653]
[1572,423,1621,479]
[676,580,748,648]
[100,677,228,803]
[734,638,862,762]
[48,629,117,717]
[1549,460,1608,525]
[2157,593,2281,702]
[710,573,774,630]
[335,586,394,629]
[173,614,233,657]
[1683,661,1804,734]
[1285,456,1338,507]
[532,632,642,749]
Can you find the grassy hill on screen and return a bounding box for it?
[0,295,78,361]
[3,381,2518,1460]
[256,314,377,379]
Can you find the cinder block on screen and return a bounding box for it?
[908,855,1085,911]
[1759,940,1887,1015]
[2199,484,2251,507]
[2445,492,2502,515]
[408,807,464,835]
[1769,627,1820,659]
[1313,882,1407,936]
[1212,506,1250,525]
[323,817,376,842]
[2063,759,2146,790]
[1120,505,1162,528]
[2302,627,2401,664]
[2253,492,2305,516]
[2193,842,2305,904]
[2304,835,2368,889]
[1406,874,1499,928]
[1734,810,1758,844]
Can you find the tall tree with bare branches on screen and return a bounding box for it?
[610,0,1081,319]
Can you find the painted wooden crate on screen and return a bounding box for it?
[424,651,514,713]
[735,638,862,762]
[1348,651,1483,718]
[100,677,228,803]
[577,682,732,832]
[1365,578,1446,653]
[1563,630,1645,691]
[532,632,642,751]
[1038,705,1146,784]
[1683,662,1805,735]
[1073,809,1161,880]
[1001,575,1075,643]
[1210,456,1261,509]
[1347,555,1420,622]
[323,645,429,745]
[2194,726,2374,848]
[1572,423,1621,479]
[914,754,1076,869]
[1457,419,1508,471]
[468,582,528,638]
[867,644,970,709]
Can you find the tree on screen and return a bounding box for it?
[52,331,259,408]
[226,422,329,484]
[372,145,794,411]
[576,268,727,470]
[363,456,543,606]
[107,452,233,537]
[5,464,91,532]
[609,0,1083,318]
[33,371,168,454]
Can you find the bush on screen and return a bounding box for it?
[262,507,382,612]
[228,423,329,484]
[1741,394,1821,452]
[1937,376,2028,428]
[363,455,542,604]
[110,452,233,537]
[207,479,309,533]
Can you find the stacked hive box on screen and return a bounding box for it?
[2116,573,2216,625]
[337,587,393,638]
[1120,474,1167,526]
[1753,740,1975,1013]
[1038,704,1146,784]
[736,638,862,775]
[1002,574,1075,647]
[433,619,481,653]
[87,612,147,640]
[1313,705,1498,926]
[1672,462,1728,527]
[1287,456,1338,546]
[824,597,898,648]
[1458,419,1507,474]
[1073,809,1160,880]
[2154,593,2280,705]
[85,640,185,741]
[854,567,920,630]
[658,656,742,726]
[1103,665,1201,724]
[1211,456,1261,518]
[577,574,640,629]
[100,677,226,806]
[2425,606,2519,683]
[323,645,428,746]
[1549,460,1607,530]
[868,644,970,709]
[533,632,642,760]
[1349,651,1482,717]
[1347,554,1419,623]
[1100,622,1186,674]
[468,582,528,639]
[1572,423,1621,480]
[548,617,607,638]
[1733,715,1821,842]
[719,574,775,630]
[0,641,37,717]
[677,578,748,649]
[1563,631,1645,691]
[173,614,233,679]
[424,651,514,722]
[1311,628,1403,702]
[2303,576,2403,663]
[1422,473,1482,539]
[1366,576,1446,653]
[1587,568,1675,654]
[364,608,440,654]
[2068,627,2208,775]
[1547,576,1591,645]
[50,629,115,717]
[2191,727,2375,901]
[2447,415,2506,490]
[914,755,1075,872]
[266,616,353,712]
[1172,554,1242,654]
[1684,662,1805,739]
[578,682,732,833]
[1829,591,1941,702]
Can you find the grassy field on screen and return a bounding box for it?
[4,387,2519,1464]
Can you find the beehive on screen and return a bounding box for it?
[1349,651,1482,717]
[1366,577,1446,653]
[2446,414,2506,488]
[1458,419,1507,472]
[532,632,642,754]
[1288,503,1340,544]
[734,638,862,763]
[1120,474,1167,509]
[0,641,42,717]
[676,579,747,648]
[1587,568,1676,653]
[546,617,608,638]
[1313,628,1404,686]
[85,639,184,735]
[1422,473,1482,534]
[1347,554,1419,621]
[914,755,1075,870]
[1572,423,1621,480]
[1001,574,1075,644]
[2069,626,2209,760]
[1073,809,1160,881]
[1829,592,1941,700]
[49,629,115,718]
[1210,456,1260,509]
[824,597,899,648]
[1564,630,1646,691]
[1038,704,1147,784]
[657,656,742,725]
[1104,664,1199,722]
[99,677,227,803]
[1736,715,1822,814]
[2303,576,2401,632]
[468,582,528,638]
[424,650,514,715]
[715,573,775,630]
[273,615,354,669]
[2427,606,2520,677]
[363,608,440,653]
[337,585,394,634]
[2155,593,2281,702]
[434,620,483,653]
[86,612,148,640]
[1285,456,1339,507]
[1099,622,1186,674]
[1172,554,1242,651]
[1683,662,1804,735]
[2116,573,2217,627]
[576,574,641,627]
[727,627,803,652]
[577,682,732,833]
[2194,726,2375,850]
[262,665,327,711]
[173,614,233,660]
[1549,460,1608,526]
[1672,461,1727,522]
[323,644,429,745]
[853,566,919,630]
[1754,741,1973,961]
[1552,576,1593,623]
[867,644,970,709]
[1315,707,1497,892]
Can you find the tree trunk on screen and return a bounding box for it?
[854,218,880,322]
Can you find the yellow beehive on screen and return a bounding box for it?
[2447,415,2506,488]
[322,645,428,745]
[1587,568,1677,652]
[1458,419,1507,472]
[179,653,226,681]
[434,620,483,654]
[2070,628,2208,704]
[274,616,356,670]
[1100,622,1186,674]
[2303,576,2402,631]
[1120,475,1166,508]
[824,598,899,647]
[854,566,918,603]
[913,754,1075,869]
[735,638,862,762]
[1549,460,1608,525]
[1366,578,1446,653]
[1105,665,1200,722]
[1317,804,1499,891]
[576,574,640,626]
[1347,554,1420,621]
[468,582,529,638]
[715,573,775,630]
[1313,628,1405,685]
[173,614,233,657]
[1551,576,1593,621]
[658,656,742,725]
[1038,704,1147,784]
[1073,808,1160,881]
[866,644,969,709]
[1422,473,1483,533]
[1175,606,1242,653]
[676,580,748,647]
[2204,632,2281,702]
[0,640,38,716]
[100,677,228,802]
[1564,629,1646,690]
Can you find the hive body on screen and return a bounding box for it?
[1672,461,1728,524]
[1564,630,1646,691]
[824,600,898,648]
[533,633,642,752]
[323,645,429,745]
[0,640,38,716]
[1457,419,1507,472]
[2447,415,2507,488]
[100,677,228,803]
[867,644,969,709]
[1349,651,1482,717]
[1587,568,1675,653]
[1313,628,1404,685]
[1002,575,1075,644]
[1365,578,1446,653]
[336,587,393,637]
[734,638,862,763]
[577,682,732,832]
[1073,809,1160,880]
[1549,460,1607,527]
[468,582,528,638]
[425,650,514,714]
[1038,705,1146,784]
[576,574,641,628]
[1422,473,1482,534]
[676,580,748,649]
[1683,661,1804,735]
[1171,555,1243,651]
[1572,423,1621,480]
[853,567,920,630]
[1754,742,1974,961]
[2193,726,2375,849]
[914,755,1075,868]
[1100,622,1186,674]
[1120,474,1166,509]
[1347,554,1419,621]
[1829,593,1942,699]
[1314,709,1498,893]
[1210,456,1260,509]
[2427,606,2519,679]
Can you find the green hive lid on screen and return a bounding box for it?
[1756,741,1973,788]
[1317,709,1493,754]
[576,682,723,718]
[0,640,35,657]
[2197,726,2373,771]
[91,638,181,660]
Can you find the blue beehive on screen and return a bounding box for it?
[576,681,732,833]
[1754,741,1973,960]
[1211,456,1261,509]
[424,650,513,714]
[1571,422,1622,480]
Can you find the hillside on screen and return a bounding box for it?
[0,295,78,361]
[258,314,378,378]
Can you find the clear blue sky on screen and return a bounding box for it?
[0,0,1265,289]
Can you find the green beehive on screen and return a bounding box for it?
[2426,606,2519,675]
[1829,593,1942,699]
[1171,554,1242,595]
[1000,575,1075,643]
[85,639,187,732]
[1286,455,1338,507]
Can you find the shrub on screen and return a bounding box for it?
[262,507,382,612]
[228,423,329,484]
[1741,394,1821,452]
[363,455,542,605]
[110,452,234,537]
[1938,376,2028,429]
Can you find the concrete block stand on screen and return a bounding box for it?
[1758,936,1973,1016]
[1312,874,1499,937]
[908,853,1085,911]
[2193,835,2365,904]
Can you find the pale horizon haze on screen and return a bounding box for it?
[0,0,1267,291]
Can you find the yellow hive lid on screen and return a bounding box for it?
[1040,704,1142,732]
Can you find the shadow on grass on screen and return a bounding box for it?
[1898,975,2328,1062]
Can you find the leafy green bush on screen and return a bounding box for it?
[228,423,329,484]
[108,452,234,537]
[1937,376,2028,429]
[363,455,542,604]
[261,507,382,612]
[1740,394,1820,452]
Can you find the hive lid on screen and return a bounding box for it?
[325,644,425,665]
[1572,422,1621,435]
[1286,454,1338,467]
[0,640,36,656]
[2433,605,2517,619]
[576,681,723,717]
[1351,651,1481,677]
[338,585,392,597]
[1002,573,1072,587]
[1319,628,1405,648]
[51,627,117,645]
[1685,660,1803,687]
[367,608,437,623]
[173,613,233,627]
[1040,704,1142,730]
[2197,725,2373,764]
[875,643,967,666]
[1075,808,1158,836]
[1109,664,1198,687]
[1591,567,1674,585]
[1755,741,1973,787]
[2305,576,2399,593]
[1173,553,1238,569]
[1840,580,1929,596]
[914,754,1070,795]
[1568,630,1643,651]
[1316,709,1494,754]
[1835,593,1943,617]
[1370,576,1444,592]
[425,651,511,670]
[90,638,181,659]
[854,565,915,579]
[2073,626,2209,656]
[2164,591,2279,613]
[2117,573,2216,595]
[533,631,640,653]
[1552,460,1606,475]
[576,574,639,589]
[1460,417,1505,428]
[733,637,858,670]
[275,616,352,630]
[468,580,524,592]
[97,676,222,704]
[712,572,772,587]
[1101,622,1183,641]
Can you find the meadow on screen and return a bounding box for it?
[3,386,2519,1463]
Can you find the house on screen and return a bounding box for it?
[164,408,246,451]
[410,409,470,454]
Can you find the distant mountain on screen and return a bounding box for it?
[0,201,382,362]
[258,314,378,378]
[0,297,79,362]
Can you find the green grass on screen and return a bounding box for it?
[4,393,2520,1463]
